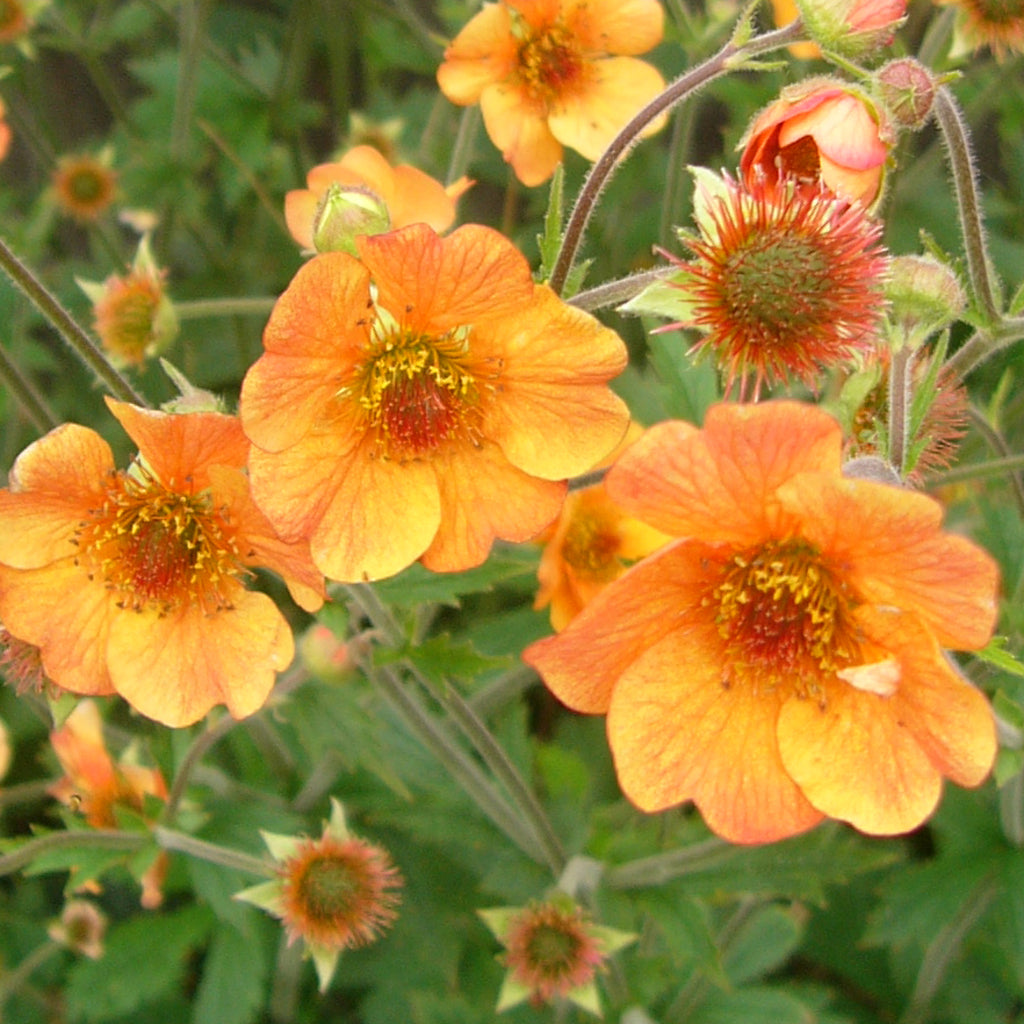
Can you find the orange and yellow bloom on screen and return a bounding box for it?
[437,0,666,186]
[740,80,891,207]
[0,401,324,727]
[240,222,629,582]
[285,145,471,252]
[525,402,999,844]
[52,151,118,223]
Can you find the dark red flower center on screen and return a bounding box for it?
[517,22,585,104]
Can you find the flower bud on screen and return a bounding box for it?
[797,0,907,56]
[311,183,392,255]
[875,59,939,130]
[886,254,966,348]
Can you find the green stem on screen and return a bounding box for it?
[467,664,538,719]
[604,837,736,889]
[548,20,806,295]
[933,87,1000,326]
[0,830,148,879]
[171,0,209,162]
[153,826,276,877]
[961,404,1024,520]
[569,268,673,313]
[929,453,1024,486]
[942,318,1024,383]
[0,236,148,406]
[0,339,60,432]
[163,713,241,825]
[174,297,278,321]
[898,876,999,1024]
[446,105,480,188]
[0,942,61,1010]
[888,344,913,477]
[998,768,1024,848]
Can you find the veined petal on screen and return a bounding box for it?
[483,285,629,479]
[524,541,714,714]
[780,93,887,171]
[358,223,534,333]
[388,165,460,232]
[547,56,666,162]
[778,473,999,650]
[563,0,664,55]
[437,2,518,104]
[422,443,566,572]
[479,82,565,187]
[106,401,249,487]
[606,402,843,542]
[107,590,294,727]
[0,562,116,696]
[608,627,823,842]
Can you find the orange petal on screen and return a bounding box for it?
[285,189,319,249]
[358,223,534,333]
[563,0,664,55]
[778,474,999,650]
[547,57,666,162]
[608,628,823,842]
[50,700,117,793]
[437,2,517,105]
[0,425,112,568]
[0,562,116,696]
[421,442,566,572]
[482,285,629,479]
[106,401,249,487]
[107,590,294,727]
[388,165,460,232]
[781,93,887,171]
[478,82,564,187]
[524,540,713,714]
[606,401,843,543]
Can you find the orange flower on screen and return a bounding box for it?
[0,401,324,727]
[285,145,471,251]
[49,699,168,907]
[535,424,669,630]
[240,222,629,582]
[942,0,1024,58]
[768,0,822,59]
[52,152,118,222]
[0,96,10,163]
[776,0,906,55]
[524,402,999,844]
[0,0,29,43]
[739,79,890,207]
[437,0,666,186]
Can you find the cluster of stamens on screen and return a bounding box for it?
[73,464,244,615]
[561,501,622,582]
[710,538,860,700]
[512,15,584,105]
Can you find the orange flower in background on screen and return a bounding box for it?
[49,700,168,907]
[0,96,11,163]
[437,0,667,186]
[0,0,29,43]
[285,145,472,251]
[0,401,325,727]
[769,0,822,59]
[240,222,629,583]
[525,402,999,844]
[535,424,669,630]
[942,0,1024,58]
[740,79,891,207]
[52,151,118,222]
[774,0,906,56]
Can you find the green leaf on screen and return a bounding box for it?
[537,164,565,282]
[725,904,805,985]
[645,328,720,424]
[66,905,213,1023]
[620,275,695,321]
[974,636,1024,678]
[377,634,511,686]
[192,921,270,1024]
[691,985,815,1024]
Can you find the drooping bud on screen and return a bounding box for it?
[311,183,392,255]
[796,0,907,56]
[875,59,940,130]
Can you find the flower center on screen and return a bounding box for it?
[98,276,161,363]
[562,502,622,582]
[296,854,361,924]
[515,20,585,105]
[68,167,107,204]
[710,539,860,698]
[969,0,1022,26]
[352,315,483,461]
[526,922,583,975]
[74,466,244,614]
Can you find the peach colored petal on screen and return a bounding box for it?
[107,590,294,727]
[608,628,823,842]
[606,402,843,543]
[323,146,395,196]
[777,474,999,650]
[780,95,887,171]
[482,286,629,479]
[524,540,715,714]
[547,57,666,162]
[437,2,517,104]
[358,223,535,333]
[8,422,113,496]
[0,562,115,696]
[285,189,319,249]
[563,0,664,55]
[106,401,249,487]
[507,0,561,22]
[478,82,565,187]
[422,443,566,571]
[50,701,117,793]
[815,154,883,206]
[387,165,459,232]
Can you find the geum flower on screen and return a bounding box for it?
[52,151,118,223]
[49,699,168,907]
[740,79,891,207]
[437,0,666,186]
[525,402,999,844]
[240,222,630,583]
[662,167,889,399]
[285,144,471,252]
[0,400,324,727]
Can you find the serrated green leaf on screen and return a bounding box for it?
[192,920,270,1024]
[66,905,213,1023]
[379,633,511,687]
[537,164,565,281]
